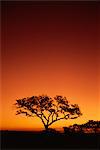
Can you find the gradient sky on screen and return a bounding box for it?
[1,1,99,131]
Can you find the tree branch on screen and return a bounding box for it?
[47,112,52,125]
[34,112,46,127]
[52,112,55,122]
[41,112,48,121]
[48,114,70,126]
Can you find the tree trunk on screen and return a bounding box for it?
[44,125,49,131]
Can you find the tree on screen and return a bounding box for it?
[82,120,100,133]
[66,120,100,133]
[14,95,82,131]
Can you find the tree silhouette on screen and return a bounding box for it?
[63,120,100,134]
[81,120,100,133]
[15,95,82,131]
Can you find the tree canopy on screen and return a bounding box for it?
[15,95,82,130]
[63,120,100,133]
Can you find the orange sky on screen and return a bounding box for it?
[1,1,99,131]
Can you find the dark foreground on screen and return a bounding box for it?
[1,130,100,149]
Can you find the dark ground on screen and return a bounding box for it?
[1,130,100,149]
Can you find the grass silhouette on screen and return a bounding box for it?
[1,129,99,149]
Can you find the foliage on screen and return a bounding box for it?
[15,95,82,130]
[63,120,100,133]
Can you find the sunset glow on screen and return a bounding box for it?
[1,1,99,131]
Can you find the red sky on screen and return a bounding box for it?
[1,1,99,131]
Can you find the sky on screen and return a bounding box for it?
[1,1,99,131]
